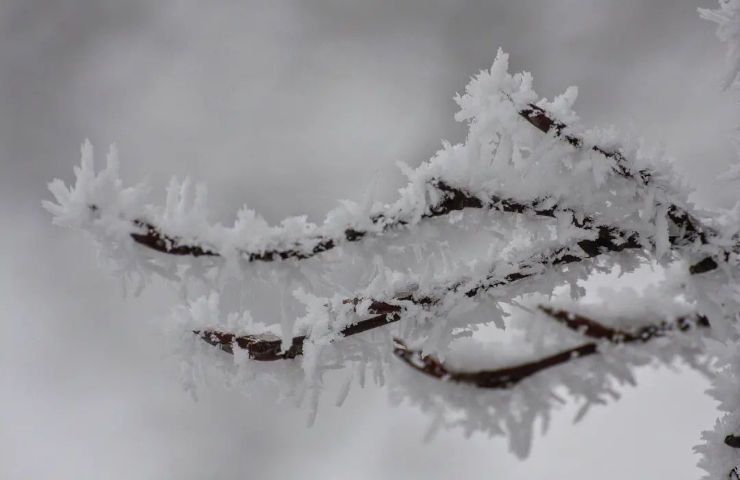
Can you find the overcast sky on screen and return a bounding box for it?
[1,1,735,478]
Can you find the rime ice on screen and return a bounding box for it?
[44,5,740,476]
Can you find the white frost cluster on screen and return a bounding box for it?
[45,50,693,277]
[691,3,740,477]
[696,331,740,479]
[391,290,708,458]
[44,4,740,474]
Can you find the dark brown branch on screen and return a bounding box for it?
[192,101,730,363]
[537,306,710,342]
[106,99,726,276]
[726,435,740,449]
[197,300,405,361]
[518,103,652,184]
[120,179,595,261]
[198,299,706,390]
[85,97,729,277]
[126,102,727,274]
[118,185,478,258]
[114,104,656,262]
[392,308,708,389]
[181,100,718,368]
[518,103,727,274]
[461,225,641,298]
[394,337,599,389]
[131,219,218,257]
[197,224,643,360]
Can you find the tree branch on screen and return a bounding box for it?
[121,180,593,260]
[393,337,599,389]
[537,306,710,341]
[123,102,728,275]
[197,299,404,361]
[198,303,706,392]
[392,307,708,389]
[196,223,642,360]
[518,103,727,274]
[518,103,652,184]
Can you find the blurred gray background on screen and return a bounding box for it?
[0,0,734,478]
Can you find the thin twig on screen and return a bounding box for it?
[392,308,708,389]
[197,299,404,361]
[121,180,595,260]
[197,225,642,360]
[518,103,726,274]
[123,102,727,274]
[537,306,710,341]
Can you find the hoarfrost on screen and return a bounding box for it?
[44,6,740,472]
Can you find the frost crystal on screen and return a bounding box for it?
[45,5,740,474]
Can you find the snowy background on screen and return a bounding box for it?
[0,0,736,478]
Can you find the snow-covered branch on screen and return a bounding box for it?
[194,222,642,359]
[45,8,740,473]
[196,298,403,361]
[392,306,707,389]
[197,302,708,391]
[518,102,733,275]
[70,101,727,275]
[120,179,590,261]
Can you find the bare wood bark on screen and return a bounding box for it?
[393,338,599,389]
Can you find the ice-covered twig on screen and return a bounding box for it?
[118,180,588,260]
[130,218,219,257]
[514,100,740,278]
[393,338,598,389]
[392,307,708,389]
[537,306,710,342]
[196,226,643,360]
[90,101,731,276]
[459,225,640,297]
[518,102,653,184]
[44,35,740,472]
[517,102,733,274]
[196,298,404,361]
[48,51,730,280]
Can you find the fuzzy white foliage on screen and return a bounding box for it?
[44,5,740,476]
